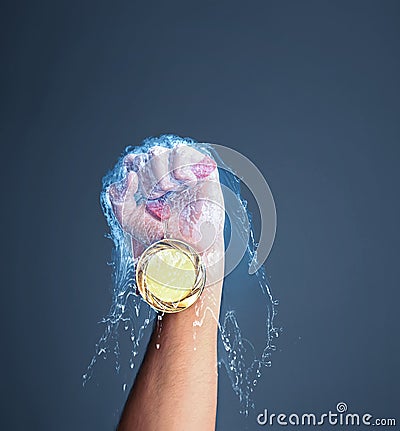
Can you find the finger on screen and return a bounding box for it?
[131,202,165,244]
[123,153,138,171]
[172,144,217,183]
[132,153,158,198]
[108,170,138,204]
[108,171,138,226]
[145,197,171,221]
[148,146,177,197]
[190,155,217,179]
[171,144,202,183]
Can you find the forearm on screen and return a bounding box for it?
[113,143,225,431]
[118,278,223,431]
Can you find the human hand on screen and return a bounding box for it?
[108,145,225,285]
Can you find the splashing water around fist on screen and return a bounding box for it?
[84,135,280,415]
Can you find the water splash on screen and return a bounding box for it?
[83,134,280,415]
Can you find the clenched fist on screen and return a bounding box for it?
[108,144,225,285]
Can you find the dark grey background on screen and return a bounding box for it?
[2,1,399,430]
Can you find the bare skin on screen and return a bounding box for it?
[109,145,225,431]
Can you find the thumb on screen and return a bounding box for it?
[108,171,138,227]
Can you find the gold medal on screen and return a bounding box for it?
[136,239,206,313]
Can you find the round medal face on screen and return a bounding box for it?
[136,239,206,313]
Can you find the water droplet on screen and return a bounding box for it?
[155,343,160,350]
[123,383,127,391]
